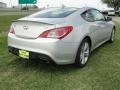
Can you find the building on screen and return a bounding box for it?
[0,2,7,8]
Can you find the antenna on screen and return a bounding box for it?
[9,0,12,7]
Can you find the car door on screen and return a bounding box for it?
[90,9,109,46]
[81,9,104,48]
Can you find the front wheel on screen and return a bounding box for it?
[109,29,116,43]
[75,38,90,67]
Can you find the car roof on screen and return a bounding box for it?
[77,7,96,13]
[58,7,95,14]
[35,7,94,15]
[25,7,95,19]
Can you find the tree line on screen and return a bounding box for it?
[102,0,120,11]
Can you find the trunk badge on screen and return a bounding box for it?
[23,26,29,30]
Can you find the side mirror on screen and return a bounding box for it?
[106,17,112,21]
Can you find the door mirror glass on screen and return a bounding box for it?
[106,17,112,21]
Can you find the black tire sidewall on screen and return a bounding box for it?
[109,29,115,43]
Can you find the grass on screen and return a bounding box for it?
[0,8,39,16]
[0,15,120,90]
[0,15,24,33]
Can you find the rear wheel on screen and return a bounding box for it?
[75,38,90,67]
[109,29,115,43]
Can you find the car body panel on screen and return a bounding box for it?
[8,7,115,65]
[8,33,78,64]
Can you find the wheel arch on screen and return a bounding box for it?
[83,36,92,49]
[75,36,92,67]
[75,35,92,60]
[76,35,92,53]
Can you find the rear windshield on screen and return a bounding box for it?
[32,8,77,18]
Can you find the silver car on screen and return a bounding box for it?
[8,7,116,67]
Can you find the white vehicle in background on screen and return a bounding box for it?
[108,9,115,16]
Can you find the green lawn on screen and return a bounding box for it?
[0,15,120,90]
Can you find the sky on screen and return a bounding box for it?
[0,0,108,10]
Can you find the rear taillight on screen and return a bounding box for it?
[9,26,15,34]
[39,26,73,39]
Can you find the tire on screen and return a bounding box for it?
[75,38,90,67]
[109,28,115,43]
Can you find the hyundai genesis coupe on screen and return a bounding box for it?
[8,7,116,67]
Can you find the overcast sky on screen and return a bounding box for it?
[0,0,108,10]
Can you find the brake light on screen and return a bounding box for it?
[39,26,73,39]
[9,26,15,34]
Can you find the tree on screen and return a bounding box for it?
[102,0,120,11]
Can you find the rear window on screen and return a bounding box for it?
[32,8,77,18]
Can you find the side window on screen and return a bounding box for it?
[90,9,105,21]
[81,10,94,22]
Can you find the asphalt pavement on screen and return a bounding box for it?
[112,16,120,23]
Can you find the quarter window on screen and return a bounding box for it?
[90,9,105,21]
[81,10,94,22]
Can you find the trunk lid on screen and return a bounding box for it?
[12,18,65,39]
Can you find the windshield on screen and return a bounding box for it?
[32,8,77,18]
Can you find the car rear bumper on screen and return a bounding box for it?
[8,33,78,65]
[8,46,53,63]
